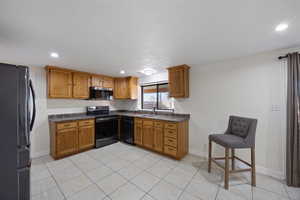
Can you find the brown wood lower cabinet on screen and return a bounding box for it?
[78,125,95,151]
[56,127,78,158]
[134,120,143,145]
[142,120,154,149]
[50,119,95,159]
[134,118,189,160]
[153,127,164,152]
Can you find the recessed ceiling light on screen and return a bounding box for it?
[275,23,288,32]
[120,70,125,74]
[140,68,157,76]
[50,52,59,58]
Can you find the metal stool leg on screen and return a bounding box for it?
[225,147,229,189]
[208,139,212,173]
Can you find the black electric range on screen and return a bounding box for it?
[87,106,119,148]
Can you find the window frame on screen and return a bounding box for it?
[141,83,171,110]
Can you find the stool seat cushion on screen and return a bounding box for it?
[209,134,250,148]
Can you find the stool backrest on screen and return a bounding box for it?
[226,116,258,147]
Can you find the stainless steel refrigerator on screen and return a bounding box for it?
[0,63,36,200]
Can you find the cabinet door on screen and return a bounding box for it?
[153,127,164,152]
[56,128,78,157]
[142,125,154,149]
[169,68,185,97]
[78,125,95,151]
[48,68,73,98]
[103,76,114,88]
[91,75,103,87]
[134,123,143,145]
[128,77,138,99]
[73,73,90,99]
[114,78,128,99]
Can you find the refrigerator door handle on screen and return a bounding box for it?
[29,80,36,131]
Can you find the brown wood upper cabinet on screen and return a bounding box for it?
[103,76,114,88]
[73,72,90,99]
[168,65,190,98]
[114,77,138,99]
[47,66,114,99]
[91,75,104,87]
[47,67,73,98]
[91,75,114,88]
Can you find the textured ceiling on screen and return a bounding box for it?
[0,0,299,76]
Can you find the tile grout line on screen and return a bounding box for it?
[109,156,164,199]
[68,156,111,199]
[142,162,187,200]
[83,146,151,198]
[43,159,68,200]
[176,165,202,200]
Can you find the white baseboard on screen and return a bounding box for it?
[31,150,49,158]
[188,150,285,180]
[256,165,285,180]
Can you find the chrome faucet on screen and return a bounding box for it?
[152,106,156,114]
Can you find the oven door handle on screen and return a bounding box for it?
[96,117,118,122]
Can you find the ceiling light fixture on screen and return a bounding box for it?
[50,52,59,58]
[275,23,288,32]
[140,68,156,76]
[120,70,125,74]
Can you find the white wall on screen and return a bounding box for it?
[175,52,287,179]
[29,67,137,157]
[139,72,168,85]
[140,47,300,179]
[29,47,299,179]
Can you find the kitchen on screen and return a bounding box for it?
[46,64,190,160]
[1,0,299,200]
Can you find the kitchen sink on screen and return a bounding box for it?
[140,114,155,117]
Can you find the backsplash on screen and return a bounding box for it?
[47,99,137,115]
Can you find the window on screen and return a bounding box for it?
[141,83,172,110]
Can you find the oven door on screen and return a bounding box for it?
[95,117,118,141]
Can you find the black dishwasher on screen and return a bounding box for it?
[120,116,134,144]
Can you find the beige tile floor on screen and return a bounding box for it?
[31,142,300,200]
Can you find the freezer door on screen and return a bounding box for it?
[17,167,30,200]
[17,147,30,169]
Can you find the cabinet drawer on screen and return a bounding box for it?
[57,122,77,130]
[154,121,164,128]
[135,118,143,124]
[78,119,94,127]
[164,122,177,130]
[164,129,177,139]
[164,145,177,157]
[164,137,177,147]
[143,120,153,126]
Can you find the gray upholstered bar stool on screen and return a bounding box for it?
[208,115,258,190]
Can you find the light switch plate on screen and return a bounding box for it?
[271,105,281,111]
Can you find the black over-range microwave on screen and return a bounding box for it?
[89,87,113,100]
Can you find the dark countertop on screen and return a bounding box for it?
[48,110,190,123]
